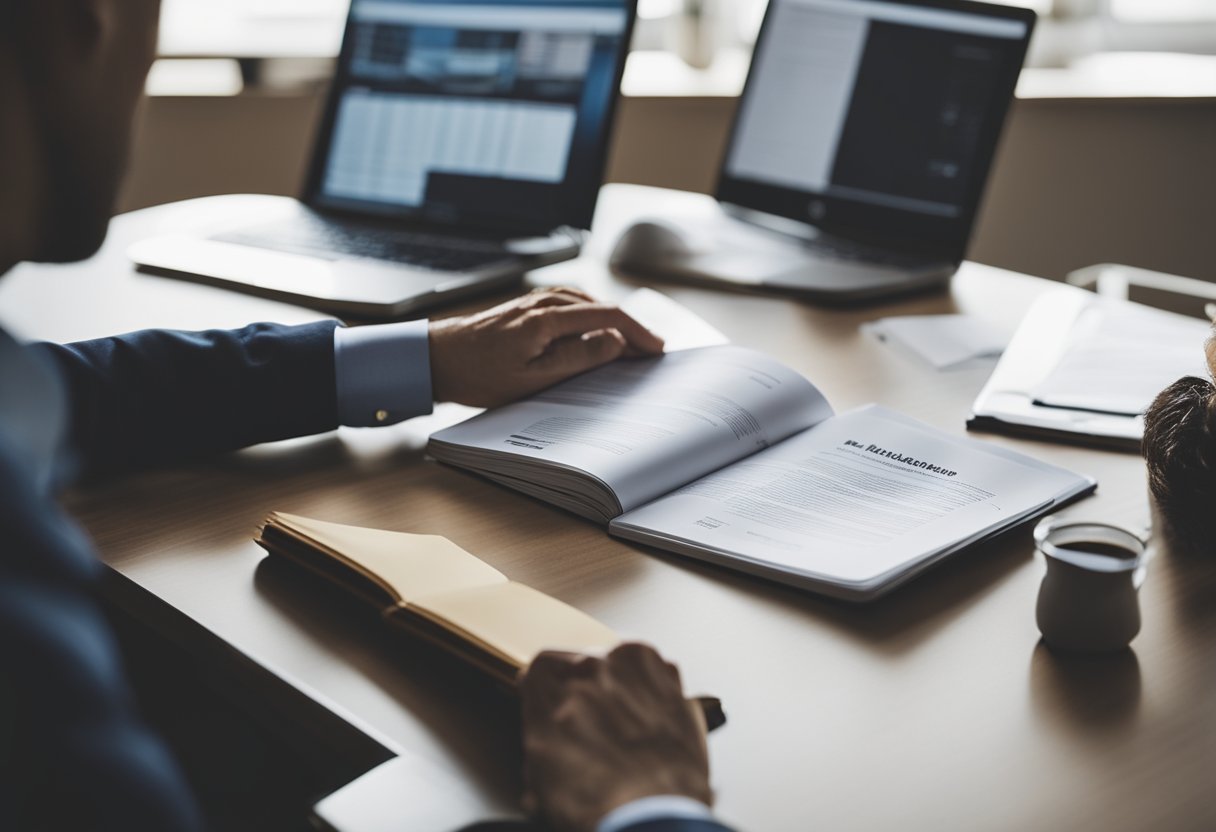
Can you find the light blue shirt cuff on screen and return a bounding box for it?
[596,796,717,832]
[333,321,433,427]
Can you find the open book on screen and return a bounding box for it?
[430,346,1096,601]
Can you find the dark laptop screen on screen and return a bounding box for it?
[717,0,1033,258]
[307,0,634,232]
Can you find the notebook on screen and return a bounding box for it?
[255,512,725,729]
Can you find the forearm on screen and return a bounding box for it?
[36,321,341,478]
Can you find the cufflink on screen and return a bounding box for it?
[375,409,389,423]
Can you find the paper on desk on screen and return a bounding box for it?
[1030,303,1211,416]
[620,288,730,352]
[864,314,1008,370]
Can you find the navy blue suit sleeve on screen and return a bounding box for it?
[32,321,340,478]
[0,441,205,831]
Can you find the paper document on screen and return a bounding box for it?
[865,314,1008,370]
[1031,303,1211,416]
[968,288,1216,448]
[620,288,730,352]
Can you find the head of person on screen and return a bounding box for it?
[0,0,161,270]
[1142,333,1216,557]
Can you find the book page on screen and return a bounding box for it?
[410,582,621,670]
[430,346,833,514]
[611,406,1090,589]
[267,513,506,604]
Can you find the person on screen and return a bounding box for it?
[1142,333,1216,558]
[0,1,734,829]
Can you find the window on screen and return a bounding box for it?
[155,0,1216,83]
[1111,1,1216,23]
[638,0,1050,49]
[158,0,348,57]
[1102,0,1216,55]
[635,0,1216,71]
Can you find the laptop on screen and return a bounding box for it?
[611,0,1035,303]
[131,0,637,319]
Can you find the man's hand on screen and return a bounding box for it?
[521,643,713,832]
[428,287,665,408]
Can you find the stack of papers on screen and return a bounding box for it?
[1030,303,1208,416]
[969,288,1212,449]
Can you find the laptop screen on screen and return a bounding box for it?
[306,0,634,233]
[717,0,1033,257]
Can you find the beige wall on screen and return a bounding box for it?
[119,91,1216,283]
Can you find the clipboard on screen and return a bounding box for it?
[967,287,1212,452]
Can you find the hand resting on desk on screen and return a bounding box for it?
[430,287,666,408]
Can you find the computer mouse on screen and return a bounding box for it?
[609,219,696,269]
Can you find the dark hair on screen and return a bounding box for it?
[1143,376,1216,557]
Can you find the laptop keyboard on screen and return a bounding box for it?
[214,216,520,273]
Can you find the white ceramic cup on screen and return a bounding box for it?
[1034,517,1149,653]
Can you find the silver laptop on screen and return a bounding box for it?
[131,0,637,319]
[612,0,1035,303]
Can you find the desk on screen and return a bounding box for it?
[2,185,1214,831]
